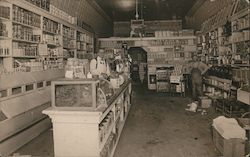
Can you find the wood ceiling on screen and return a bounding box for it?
[95,0,198,21]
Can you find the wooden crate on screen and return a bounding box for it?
[212,127,245,157]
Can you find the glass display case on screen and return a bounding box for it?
[51,78,117,109]
[52,78,100,109]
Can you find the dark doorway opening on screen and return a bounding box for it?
[128,47,148,85]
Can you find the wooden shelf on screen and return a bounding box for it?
[63,35,76,40]
[43,30,59,35]
[99,120,116,151]
[206,76,232,84]
[77,49,86,51]
[0,16,10,21]
[0,55,11,57]
[13,38,39,44]
[110,104,131,157]
[12,20,40,29]
[0,36,11,40]
[12,55,38,58]
[46,43,59,47]
[0,0,94,73]
[63,47,76,50]
[204,82,230,92]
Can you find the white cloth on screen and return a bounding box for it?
[90,57,107,76]
[90,59,98,75]
[213,116,246,140]
[96,56,106,74]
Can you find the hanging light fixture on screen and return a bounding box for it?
[135,0,139,19]
[130,0,145,37]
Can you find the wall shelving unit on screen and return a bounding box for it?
[0,0,95,156]
[0,0,94,72]
[196,0,249,67]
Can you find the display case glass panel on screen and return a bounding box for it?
[55,84,93,107]
[52,79,100,109]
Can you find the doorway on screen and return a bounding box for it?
[128,47,147,85]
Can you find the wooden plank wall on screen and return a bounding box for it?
[51,0,113,37]
[185,0,235,30]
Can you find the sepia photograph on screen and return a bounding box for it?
[0,0,249,157]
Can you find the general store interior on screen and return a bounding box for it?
[0,0,249,157]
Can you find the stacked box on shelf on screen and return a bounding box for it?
[63,38,76,49]
[13,42,38,57]
[25,0,50,11]
[232,14,250,32]
[77,41,86,51]
[63,26,76,49]
[99,111,114,145]
[232,67,250,83]
[63,26,75,39]
[215,99,248,118]
[13,24,40,42]
[42,34,59,45]
[86,44,93,53]
[49,5,77,25]
[0,40,10,56]
[100,133,116,157]
[0,22,8,37]
[0,5,10,19]
[13,59,43,72]
[13,5,41,28]
[76,32,86,51]
[155,31,180,38]
[43,17,60,34]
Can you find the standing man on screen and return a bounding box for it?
[191,60,210,100]
[184,56,210,100]
[191,67,203,100]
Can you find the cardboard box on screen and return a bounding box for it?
[199,96,212,108]
[212,127,245,157]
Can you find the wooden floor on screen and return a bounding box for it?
[16,84,221,157]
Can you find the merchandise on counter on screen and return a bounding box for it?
[90,56,109,77]
[42,58,64,70]
[65,58,89,79]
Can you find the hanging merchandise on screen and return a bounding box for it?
[106,63,111,76]
[96,56,107,75]
[90,55,109,77]
[87,72,92,78]
[90,58,98,75]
